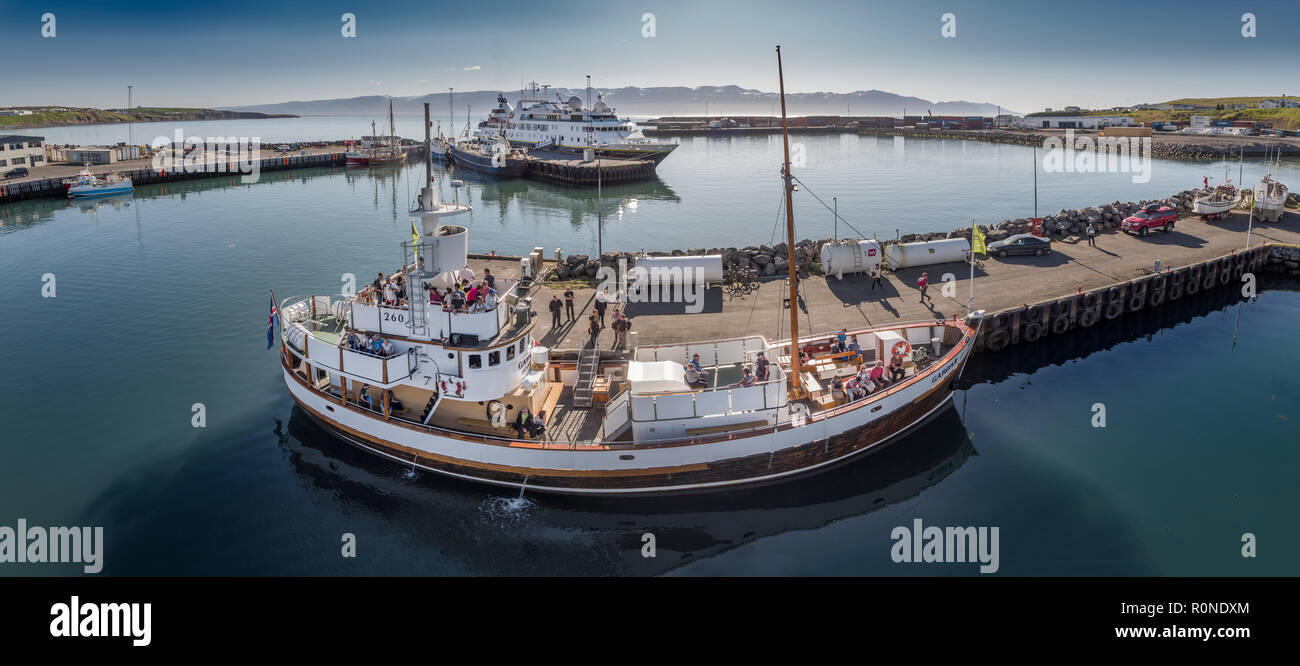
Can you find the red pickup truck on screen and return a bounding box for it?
[1121,205,1177,236]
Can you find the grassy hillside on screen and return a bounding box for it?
[0,106,295,130]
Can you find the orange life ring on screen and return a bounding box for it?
[892,341,911,358]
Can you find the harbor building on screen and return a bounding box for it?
[0,135,46,168]
[1022,116,1134,129]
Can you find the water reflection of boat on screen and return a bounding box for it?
[70,192,133,212]
[278,400,974,575]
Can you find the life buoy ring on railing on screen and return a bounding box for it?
[892,341,911,358]
[487,400,506,429]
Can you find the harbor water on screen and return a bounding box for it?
[0,132,1295,575]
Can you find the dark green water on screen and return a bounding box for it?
[1,139,1296,576]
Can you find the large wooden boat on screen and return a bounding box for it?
[272,54,983,496]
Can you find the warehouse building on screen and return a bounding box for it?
[0,135,46,168]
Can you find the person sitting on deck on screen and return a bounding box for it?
[732,368,756,388]
[688,354,703,374]
[829,338,845,354]
[380,338,395,357]
[527,410,547,439]
[846,340,862,363]
[844,376,865,400]
[465,283,479,306]
[836,329,848,348]
[868,361,888,388]
[450,288,466,312]
[370,335,385,356]
[513,407,532,439]
[429,285,442,306]
[831,377,847,403]
[889,353,907,381]
[755,352,770,382]
[483,287,498,311]
[382,281,397,306]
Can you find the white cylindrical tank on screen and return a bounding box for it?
[883,238,971,269]
[531,345,549,369]
[421,224,469,276]
[634,254,724,285]
[819,240,882,279]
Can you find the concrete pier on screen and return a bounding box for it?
[524,149,658,186]
[463,208,1300,354]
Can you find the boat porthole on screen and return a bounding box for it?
[478,401,484,405]
[447,353,454,359]
[871,405,883,413]
[325,405,334,412]
[619,455,635,461]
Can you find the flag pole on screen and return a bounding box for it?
[968,219,975,314]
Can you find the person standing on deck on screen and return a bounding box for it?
[594,289,608,328]
[755,352,770,382]
[548,295,562,329]
[870,266,883,292]
[563,288,576,322]
[1086,222,1097,248]
[917,272,932,305]
[587,313,601,348]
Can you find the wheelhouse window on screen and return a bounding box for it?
[468,354,482,369]
[506,346,515,360]
[488,351,500,366]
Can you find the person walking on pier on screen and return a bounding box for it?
[869,266,883,292]
[548,295,563,329]
[1086,222,1097,247]
[917,272,932,305]
[564,288,576,321]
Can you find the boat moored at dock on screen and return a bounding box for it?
[66,171,133,198]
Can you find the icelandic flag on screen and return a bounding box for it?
[267,296,280,350]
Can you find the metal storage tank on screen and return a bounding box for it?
[819,240,882,279]
[883,238,971,269]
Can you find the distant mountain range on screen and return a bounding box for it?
[222,85,1015,119]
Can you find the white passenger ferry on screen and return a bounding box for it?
[272,58,979,495]
[490,83,678,163]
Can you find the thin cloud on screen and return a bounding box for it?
[463,65,481,71]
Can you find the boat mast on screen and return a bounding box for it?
[776,45,801,393]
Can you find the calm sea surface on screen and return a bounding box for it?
[0,131,1295,575]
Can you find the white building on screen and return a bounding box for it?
[0,135,46,169]
[0,109,34,116]
[1024,116,1135,129]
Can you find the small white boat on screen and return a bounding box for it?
[66,172,133,198]
[1193,186,1243,218]
[1253,175,1289,222]
[1252,148,1290,223]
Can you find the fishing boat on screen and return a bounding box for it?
[447,137,529,177]
[1253,173,1288,222]
[66,171,133,198]
[272,50,981,495]
[60,166,95,191]
[346,100,406,167]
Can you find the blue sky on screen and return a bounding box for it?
[1,0,1297,113]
